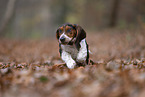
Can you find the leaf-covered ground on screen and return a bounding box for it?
[1,30,145,97]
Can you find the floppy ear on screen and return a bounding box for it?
[74,24,86,51]
[56,29,60,40]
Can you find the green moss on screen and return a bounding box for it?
[39,76,48,83]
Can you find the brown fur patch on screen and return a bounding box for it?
[57,25,76,39]
[65,25,76,38]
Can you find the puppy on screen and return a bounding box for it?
[56,23,89,69]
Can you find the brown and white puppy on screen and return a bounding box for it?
[56,23,89,69]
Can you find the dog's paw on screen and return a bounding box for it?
[66,60,76,69]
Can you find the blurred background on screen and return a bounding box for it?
[1,1,145,97]
[0,0,145,39]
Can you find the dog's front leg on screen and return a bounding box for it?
[61,51,76,69]
[77,39,88,64]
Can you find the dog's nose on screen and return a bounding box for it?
[60,37,65,42]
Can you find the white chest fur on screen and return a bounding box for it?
[60,39,88,69]
[61,39,87,62]
[61,44,78,60]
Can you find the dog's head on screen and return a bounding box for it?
[56,23,86,50]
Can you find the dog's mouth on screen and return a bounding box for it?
[59,38,75,45]
[60,41,74,45]
[59,41,68,45]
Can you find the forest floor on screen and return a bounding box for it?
[1,29,145,97]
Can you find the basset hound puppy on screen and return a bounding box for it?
[56,23,89,69]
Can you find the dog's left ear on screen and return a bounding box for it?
[73,24,86,51]
[56,29,60,40]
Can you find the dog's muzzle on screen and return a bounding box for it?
[60,37,65,42]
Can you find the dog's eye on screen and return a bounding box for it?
[59,29,63,33]
[67,29,71,33]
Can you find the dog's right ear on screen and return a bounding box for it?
[56,29,60,40]
[74,24,86,51]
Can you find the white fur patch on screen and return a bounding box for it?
[61,51,76,69]
[59,33,72,43]
[77,39,87,62]
[61,39,88,69]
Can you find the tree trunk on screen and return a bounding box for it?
[109,0,120,27]
[0,0,16,36]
